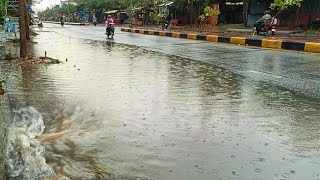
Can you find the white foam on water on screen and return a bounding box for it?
[6,107,55,179]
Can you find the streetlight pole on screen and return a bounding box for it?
[191,0,193,25]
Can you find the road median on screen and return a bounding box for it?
[121,28,320,54]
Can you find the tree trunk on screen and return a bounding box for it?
[26,0,31,40]
[191,0,194,25]
[295,7,300,27]
[19,0,27,58]
[25,10,30,40]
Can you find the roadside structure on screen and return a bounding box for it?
[1,0,19,41]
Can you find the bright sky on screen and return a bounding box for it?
[33,0,61,12]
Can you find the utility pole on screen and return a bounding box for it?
[18,0,27,58]
[243,0,248,27]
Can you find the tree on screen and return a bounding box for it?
[0,0,6,22]
[75,0,130,22]
[270,0,303,27]
[26,0,32,41]
[19,0,27,58]
[271,0,303,10]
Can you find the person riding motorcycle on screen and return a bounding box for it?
[93,15,97,26]
[105,15,114,36]
[256,11,271,34]
[162,17,168,31]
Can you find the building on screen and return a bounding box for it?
[225,1,244,24]
[61,0,77,6]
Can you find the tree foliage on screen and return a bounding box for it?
[37,0,305,24]
[0,0,6,19]
[271,0,303,10]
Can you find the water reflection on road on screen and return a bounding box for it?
[1,28,320,180]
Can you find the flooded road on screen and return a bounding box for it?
[1,24,320,179]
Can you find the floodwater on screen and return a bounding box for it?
[1,26,320,180]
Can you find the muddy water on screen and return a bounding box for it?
[1,29,320,179]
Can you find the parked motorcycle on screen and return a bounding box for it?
[106,23,115,38]
[253,17,277,36]
[162,20,168,31]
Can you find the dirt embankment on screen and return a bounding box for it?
[8,56,61,66]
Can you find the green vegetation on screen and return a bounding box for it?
[271,0,303,10]
[37,0,236,24]
[199,6,220,24]
[35,0,312,28]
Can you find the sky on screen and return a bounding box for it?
[33,0,61,12]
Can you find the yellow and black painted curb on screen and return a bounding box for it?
[121,28,320,54]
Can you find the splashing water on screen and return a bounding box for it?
[6,104,112,180]
[39,105,113,179]
[6,107,55,179]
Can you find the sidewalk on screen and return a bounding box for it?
[121,27,320,54]
[132,24,320,43]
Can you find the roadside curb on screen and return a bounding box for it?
[121,28,320,54]
[43,21,90,26]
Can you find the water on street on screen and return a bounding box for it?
[1,23,320,180]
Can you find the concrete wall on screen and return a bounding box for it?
[286,12,320,27]
[0,95,11,178]
[247,14,260,26]
[246,0,269,26]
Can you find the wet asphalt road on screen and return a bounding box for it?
[44,23,320,99]
[2,23,320,179]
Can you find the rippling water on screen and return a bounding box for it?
[1,29,320,179]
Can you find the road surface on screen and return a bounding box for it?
[2,23,320,180]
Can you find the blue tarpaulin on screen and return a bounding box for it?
[4,22,15,32]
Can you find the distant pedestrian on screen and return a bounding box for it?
[132,17,136,27]
[60,15,64,27]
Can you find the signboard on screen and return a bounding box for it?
[5,22,15,32]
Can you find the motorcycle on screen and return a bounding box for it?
[253,17,277,36]
[93,20,97,26]
[106,23,115,38]
[38,22,43,27]
[162,20,168,31]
